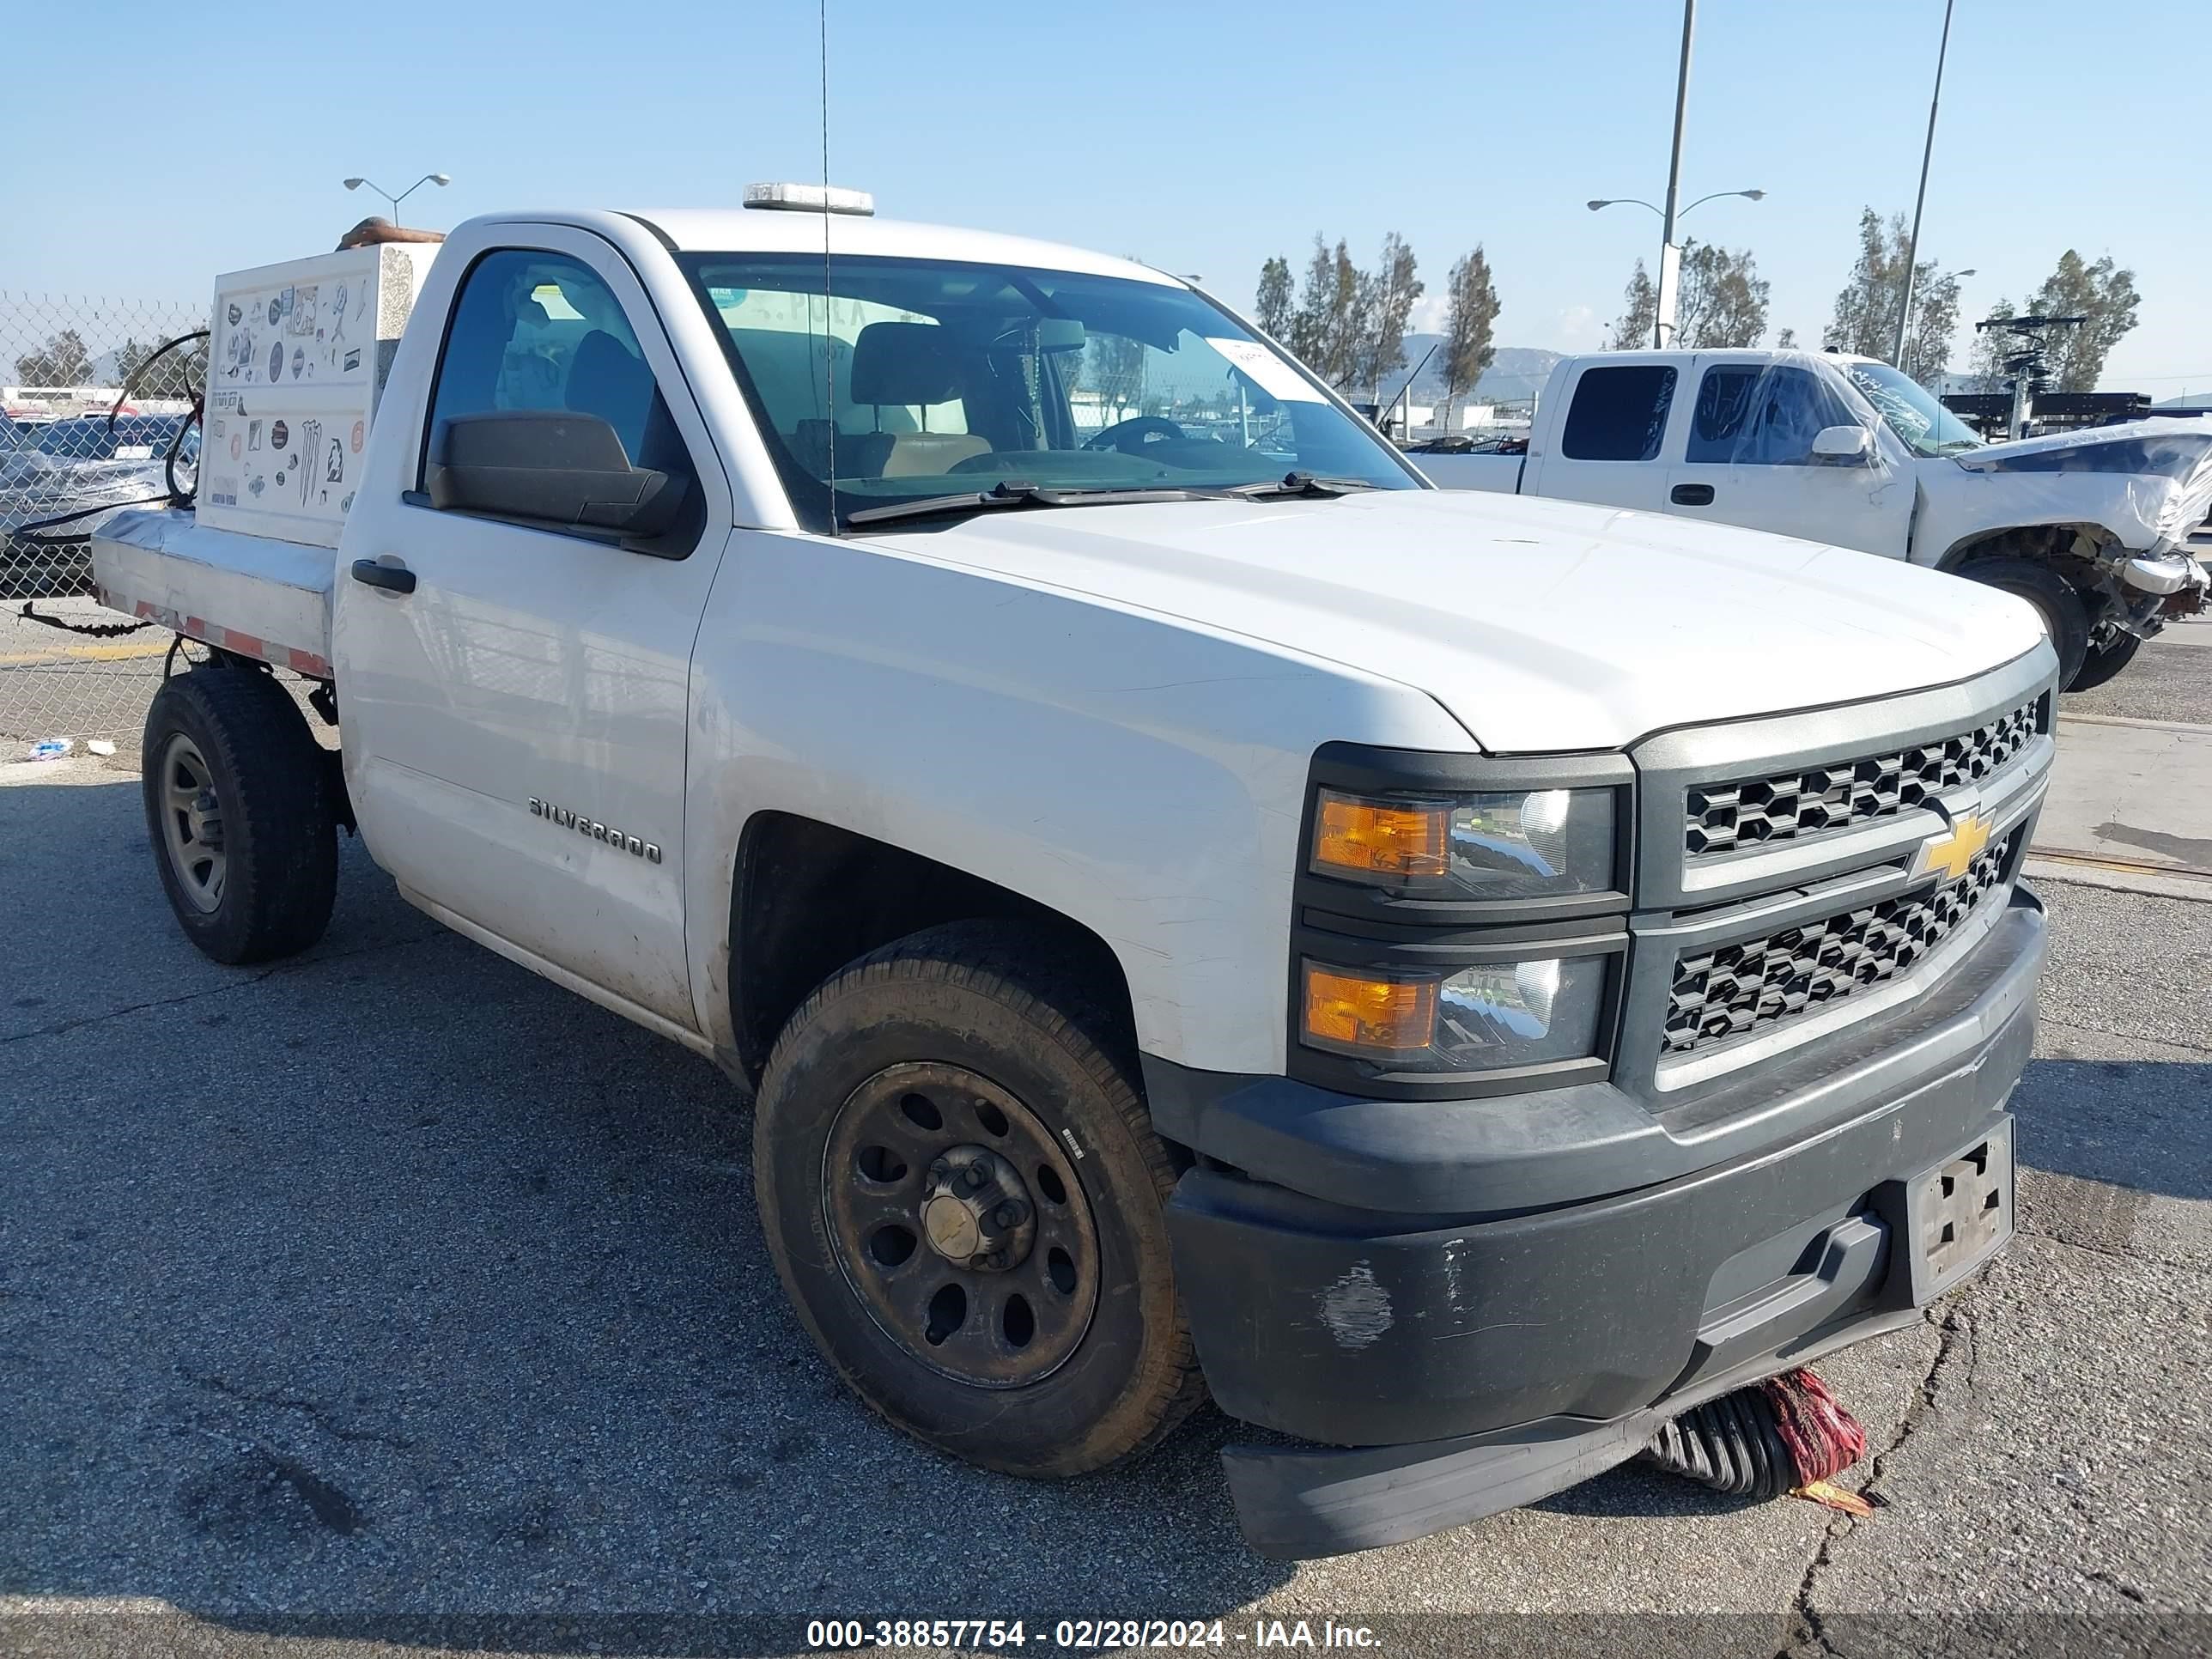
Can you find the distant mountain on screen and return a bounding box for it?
[1380,337,1560,407]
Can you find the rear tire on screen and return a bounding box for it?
[1958,556,2090,689]
[2063,629,2142,694]
[141,665,338,964]
[752,921,1203,1477]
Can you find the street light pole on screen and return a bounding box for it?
[1589,185,1761,345]
[343,173,452,223]
[1655,0,1697,347]
[1893,0,1957,369]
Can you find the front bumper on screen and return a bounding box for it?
[2120,547,2208,630]
[1152,887,2044,1558]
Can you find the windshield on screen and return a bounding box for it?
[1841,360,1984,458]
[679,252,1420,529]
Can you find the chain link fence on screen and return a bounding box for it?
[3,291,209,750]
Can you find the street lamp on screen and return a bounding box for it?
[1586,190,1765,217]
[1588,190,1765,347]
[343,172,452,222]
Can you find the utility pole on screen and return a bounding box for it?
[1654,0,1696,347]
[1893,0,1957,368]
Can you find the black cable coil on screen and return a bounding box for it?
[1642,1385,1798,1500]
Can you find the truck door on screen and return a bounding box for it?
[331,232,731,1029]
[1664,356,1914,556]
[1518,359,1681,513]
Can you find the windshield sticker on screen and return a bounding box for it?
[1204,337,1324,404]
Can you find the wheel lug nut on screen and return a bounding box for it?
[964,1166,988,1191]
[983,1249,1007,1270]
[994,1202,1020,1227]
[929,1158,950,1183]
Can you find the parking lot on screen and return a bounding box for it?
[4,635,2209,1658]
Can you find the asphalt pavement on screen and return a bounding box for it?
[3,673,2209,1656]
[2065,607,2212,727]
[0,597,169,748]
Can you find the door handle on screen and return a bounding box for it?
[1670,483,1716,506]
[350,558,416,594]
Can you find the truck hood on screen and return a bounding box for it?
[1949,418,2212,551]
[860,489,2048,753]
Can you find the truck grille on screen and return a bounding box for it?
[1685,699,2039,858]
[1662,832,2015,1058]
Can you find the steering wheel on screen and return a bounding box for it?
[1083,415,1186,455]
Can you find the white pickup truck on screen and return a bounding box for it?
[1415,349,2210,692]
[94,197,2058,1559]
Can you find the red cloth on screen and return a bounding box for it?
[1762,1366,1869,1484]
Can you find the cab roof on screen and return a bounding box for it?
[622,208,1181,287]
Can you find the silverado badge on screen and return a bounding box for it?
[1911,810,1993,884]
[530,798,662,864]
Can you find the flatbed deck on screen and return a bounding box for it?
[91,509,336,679]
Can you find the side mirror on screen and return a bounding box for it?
[1809,424,1875,465]
[426,410,683,536]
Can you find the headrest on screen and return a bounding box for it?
[566,330,654,449]
[849,322,963,407]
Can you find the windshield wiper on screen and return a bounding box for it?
[843,478,1222,527]
[1225,471,1380,500]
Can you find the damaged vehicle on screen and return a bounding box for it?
[1416,349,2210,690]
[94,200,2057,1558]
[0,415,195,599]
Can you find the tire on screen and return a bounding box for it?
[141,665,338,964]
[2063,628,2142,694]
[1958,556,2090,689]
[753,921,1203,1477]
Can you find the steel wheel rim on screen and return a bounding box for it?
[822,1060,1100,1389]
[158,733,227,914]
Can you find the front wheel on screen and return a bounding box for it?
[1958,556,2090,689]
[2063,628,2142,694]
[752,921,1203,1477]
[141,665,337,964]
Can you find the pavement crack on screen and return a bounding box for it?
[1778,1304,1978,1658]
[3,967,289,1044]
[2038,1014,2212,1058]
[0,927,446,1046]
[1780,1532,1849,1659]
[178,1364,415,1451]
[1869,1304,1979,1484]
[2018,1225,2212,1280]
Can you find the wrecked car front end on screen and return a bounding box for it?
[1948,421,2212,636]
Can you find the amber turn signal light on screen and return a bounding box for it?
[1302,963,1438,1057]
[1312,790,1449,882]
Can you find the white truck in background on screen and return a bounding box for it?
[1415,349,2211,691]
[91,198,2060,1558]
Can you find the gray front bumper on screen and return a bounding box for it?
[1158,888,2044,1557]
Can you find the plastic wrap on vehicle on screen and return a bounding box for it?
[1680,352,1890,471]
[1951,419,2212,554]
[1695,352,2212,561]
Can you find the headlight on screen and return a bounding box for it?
[1311,786,1618,900]
[1300,953,1608,1072]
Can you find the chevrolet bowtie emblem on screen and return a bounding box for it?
[1913,810,1993,883]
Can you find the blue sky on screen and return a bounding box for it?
[9,0,2208,391]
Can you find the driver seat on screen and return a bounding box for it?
[847,322,989,477]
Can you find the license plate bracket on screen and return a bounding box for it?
[1901,1117,2015,1303]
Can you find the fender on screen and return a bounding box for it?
[677,530,1474,1076]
